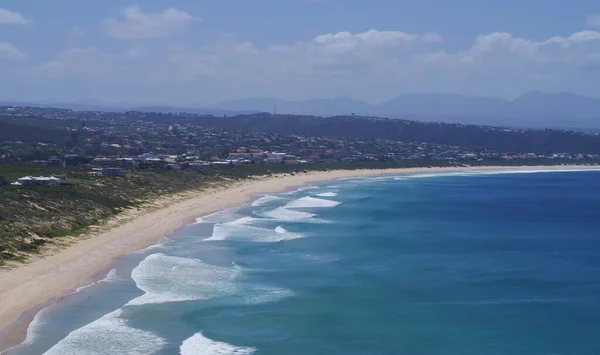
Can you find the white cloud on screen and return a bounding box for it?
[0,42,27,60]
[313,30,441,47]
[10,29,600,103]
[587,15,600,28]
[0,8,29,25]
[103,5,196,39]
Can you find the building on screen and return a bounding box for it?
[92,157,118,168]
[15,176,61,186]
[101,168,125,177]
[46,156,62,167]
[265,152,286,163]
[65,154,89,167]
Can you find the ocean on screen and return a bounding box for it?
[6,169,600,355]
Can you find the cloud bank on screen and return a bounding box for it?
[2,6,600,104]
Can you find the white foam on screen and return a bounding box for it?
[20,307,50,346]
[127,254,238,306]
[43,310,167,355]
[204,216,265,241]
[251,195,284,206]
[73,268,123,293]
[274,226,303,242]
[261,207,316,222]
[180,332,255,355]
[134,238,170,254]
[228,216,268,225]
[206,220,303,243]
[296,185,321,192]
[284,196,340,209]
[316,192,338,197]
[101,268,121,283]
[74,282,96,293]
[240,285,294,304]
[206,224,270,242]
[195,209,242,225]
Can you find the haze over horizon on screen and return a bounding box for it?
[2,0,600,105]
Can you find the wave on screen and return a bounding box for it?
[43,310,166,355]
[195,209,243,225]
[290,185,321,194]
[133,236,173,254]
[316,192,338,197]
[19,307,51,347]
[180,332,255,355]
[260,207,316,222]
[73,268,123,293]
[206,218,304,243]
[101,268,122,283]
[127,254,238,306]
[228,216,268,225]
[284,196,340,209]
[128,252,293,306]
[251,195,285,207]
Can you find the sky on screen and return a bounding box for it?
[2,0,600,105]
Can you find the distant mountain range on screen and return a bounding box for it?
[215,91,600,128]
[3,91,600,128]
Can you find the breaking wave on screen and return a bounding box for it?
[180,332,255,355]
[43,310,167,355]
[127,254,238,306]
[251,195,285,207]
[284,196,340,209]
[316,192,338,197]
[259,207,316,222]
[205,217,304,243]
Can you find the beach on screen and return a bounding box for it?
[1,165,599,352]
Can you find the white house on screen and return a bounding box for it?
[15,176,61,186]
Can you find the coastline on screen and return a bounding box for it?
[1,165,599,352]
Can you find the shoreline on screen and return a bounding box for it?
[1,164,599,352]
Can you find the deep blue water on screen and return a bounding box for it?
[8,169,600,355]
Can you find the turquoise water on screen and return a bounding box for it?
[7,169,600,354]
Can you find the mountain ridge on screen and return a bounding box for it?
[3,91,600,128]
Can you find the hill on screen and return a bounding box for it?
[215,91,600,128]
[167,114,600,154]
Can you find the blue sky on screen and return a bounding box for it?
[2,0,600,105]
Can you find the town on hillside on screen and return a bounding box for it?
[2,105,599,185]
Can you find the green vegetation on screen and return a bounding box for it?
[0,120,68,145]
[159,114,600,155]
[0,165,213,265]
